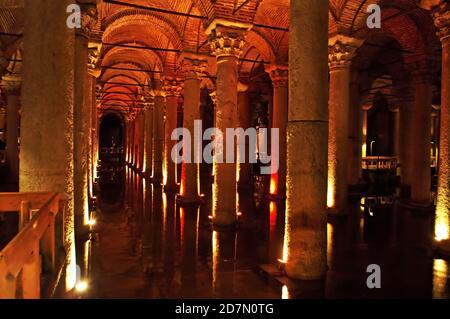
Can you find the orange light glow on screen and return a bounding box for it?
[270,175,278,195]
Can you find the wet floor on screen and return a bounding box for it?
[73,164,449,299]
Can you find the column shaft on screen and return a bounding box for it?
[213,55,238,225]
[411,80,432,204]
[165,95,178,190]
[21,0,76,290]
[74,33,89,231]
[5,92,20,185]
[180,76,201,200]
[237,90,252,189]
[285,0,329,279]
[144,104,153,177]
[153,95,164,182]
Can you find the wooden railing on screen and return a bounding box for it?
[0,192,63,299]
[362,156,398,170]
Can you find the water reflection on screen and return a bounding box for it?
[80,163,449,299]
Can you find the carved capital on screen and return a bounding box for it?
[88,42,102,76]
[162,77,183,97]
[208,24,247,59]
[432,1,450,42]
[265,65,288,88]
[180,56,208,80]
[328,35,363,70]
[1,75,21,96]
[75,6,98,39]
[209,91,217,107]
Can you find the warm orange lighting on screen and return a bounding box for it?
[435,202,449,241]
[75,280,88,293]
[327,179,335,208]
[87,219,96,226]
[270,175,278,195]
[433,259,448,299]
[281,285,290,299]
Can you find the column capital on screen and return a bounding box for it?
[179,54,208,80]
[209,90,217,107]
[207,21,250,59]
[76,6,98,39]
[1,75,21,96]
[88,42,102,77]
[265,65,288,88]
[162,77,183,97]
[432,1,450,43]
[328,35,363,70]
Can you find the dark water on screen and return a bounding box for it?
[72,164,449,299]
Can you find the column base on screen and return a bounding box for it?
[211,214,238,227]
[176,193,204,206]
[268,193,286,202]
[257,263,326,298]
[433,239,450,257]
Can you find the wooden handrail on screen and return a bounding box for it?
[0,192,62,299]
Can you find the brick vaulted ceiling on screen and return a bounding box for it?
[0,0,443,114]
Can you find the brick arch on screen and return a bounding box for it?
[103,10,183,50]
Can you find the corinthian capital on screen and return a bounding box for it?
[206,20,251,59]
[76,6,98,38]
[180,55,208,80]
[88,42,102,77]
[162,77,183,97]
[265,65,288,88]
[328,35,363,70]
[432,1,450,42]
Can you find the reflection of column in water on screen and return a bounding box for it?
[163,193,177,274]
[432,259,448,299]
[198,199,212,260]
[142,183,154,272]
[212,229,237,297]
[180,206,200,289]
[152,186,164,270]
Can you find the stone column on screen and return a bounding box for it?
[237,82,252,190]
[348,72,362,184]
[266,66,288,200]
[143,93,154,178]
[153,85,165,183]
[389,105,400,160]
[361,104,372,158]
[399,92,415,195]
[137,110,145,172]
[92,86,99,182]
[207,22,250,226]
[179,56,206,202]
[433,3,450,240]
[74,9,96,232]
[21,0,76,290]
[2,79,20,185]
[285,0,329,280]
[327,35,362,212]
[409,64,433,205]
[163,77,182,191]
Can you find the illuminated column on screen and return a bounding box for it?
[153,82,165,183]
[163,77,181,191]
[207,22,250,226]
[348,73,362,184]
[74,9,97,233]
[399,92,414,194]
[389,105,400,160]
[20,0,76,290]
[137,110,145,172]
[237,82,252,190]
[285,0,329,279]
[409,64,432,205]
[2,79,20,184]
[433,3,450,241]
[327,35,362,212]
[92,86,99,182]
[179,56,206,202]
[266,65,288,199]
[361,104,372,158]
[143,92,154,178]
